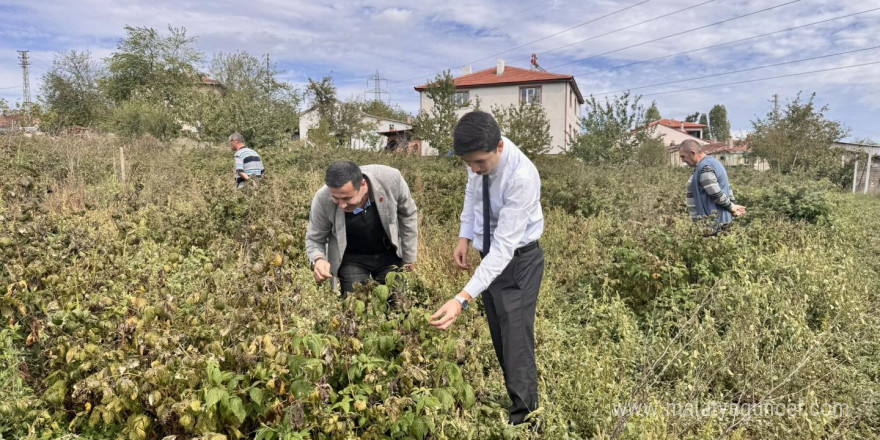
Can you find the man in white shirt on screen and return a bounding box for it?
[430,111,545,426]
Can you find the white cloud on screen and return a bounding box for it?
[0,0,877,137]
[377,7,412,23]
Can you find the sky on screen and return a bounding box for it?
[1,0,878,141]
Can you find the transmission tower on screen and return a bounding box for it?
[17,50,31,122]
[366,71,388,102]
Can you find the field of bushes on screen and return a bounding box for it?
[1,133,878,439]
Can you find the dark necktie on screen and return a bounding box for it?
[482,174,490,254]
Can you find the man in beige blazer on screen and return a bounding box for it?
[306,160,418,295]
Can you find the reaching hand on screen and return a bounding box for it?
[430,299,462,330]
[732,204,747,217]
[313,259,332,283]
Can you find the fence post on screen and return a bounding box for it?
[120,146,126,182]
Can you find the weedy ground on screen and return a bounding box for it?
[1,134,878,440]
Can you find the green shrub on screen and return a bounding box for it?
[1,133,878,439]
[107,99,180,140]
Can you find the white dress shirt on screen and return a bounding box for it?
[459,137,544,298]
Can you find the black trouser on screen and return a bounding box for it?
[482,242,544,425]
[337,249,402,296]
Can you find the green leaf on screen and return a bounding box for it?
[249,387,263,406]
[409,416,430,439]
[432,388,454,409]
[228,396,247,424]
[207,358,222,386]
[461,384,476,409]
[205,387,226,410]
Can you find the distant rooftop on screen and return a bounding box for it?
[415,65,584,103]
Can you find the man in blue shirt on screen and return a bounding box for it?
[679,139,746,229]
[229,132,264,189]
[430,111,545,426]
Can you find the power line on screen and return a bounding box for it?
[567,7,880,78]
[394,0,653,83]
[548,0,802,70]
[635,60,880,97]
[509,0,721,66]
[592,44,880,96]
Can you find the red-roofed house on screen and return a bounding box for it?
[414,60,584,154]
[646,118,710,147]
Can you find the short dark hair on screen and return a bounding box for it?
[325,160,363,189]
[453,111,501,156]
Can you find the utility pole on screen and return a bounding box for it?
[366,71,388,102]
[17,50,31,124]
[773,93,779,118]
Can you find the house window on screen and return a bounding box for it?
[520,86,541,105]
[453,91,469,106]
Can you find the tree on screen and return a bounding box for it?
[750,92,848,178]
[568,91,658,165]
[635,136,669,167]
[491,102,552,159]
[359,100,410,122]
[304,76,372,147]
[708,104,731,141]
[102,25,203,105]
[39,50,108,131]
[698,113,708,129]
[413,71,460,155]
[306,76,337,123]
[684,112,701,123]
[108,98,179,140]
[645,101,661,122]
[185,51,300,148]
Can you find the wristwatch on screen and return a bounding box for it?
[454,294,470,310]
[310,256,325,270]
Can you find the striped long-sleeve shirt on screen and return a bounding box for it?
[234,147,264,188]
[686,165,735,221]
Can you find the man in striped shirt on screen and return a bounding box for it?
[229,132,264,189]
[679,139,746,228]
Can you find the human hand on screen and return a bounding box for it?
[732,204,747,217]
[403,263,415,272]
[430,299,462,330]
[453,238,470,269]
[313,259,332,282]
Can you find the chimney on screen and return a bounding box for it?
[496,59,505,76]
[406,115,412,124]
[462,66,472,75]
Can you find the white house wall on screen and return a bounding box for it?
[299,110,411,151]
[298,111,321,141]
[419,82,580,155]
[649,125,709,148]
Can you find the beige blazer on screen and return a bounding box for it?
[305,164,418,278]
